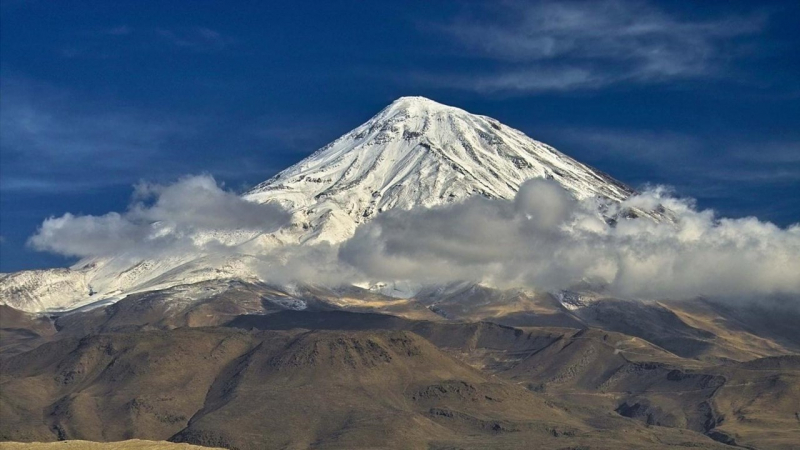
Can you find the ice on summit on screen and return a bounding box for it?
[245,96,632,245]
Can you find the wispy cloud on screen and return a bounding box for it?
[155,27,234,52]
[414,67,605,93]
[555,129,800,185]
[248,115,351,155]
[62,26,234,58]
[423,0,767,93]
[0,78,200,193]
[541,127,800,223]
[0,77,344,195]
[550,129,704,167]
[103,25,133,36]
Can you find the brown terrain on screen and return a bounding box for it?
[0,440,222,449]
[1,283,799,449]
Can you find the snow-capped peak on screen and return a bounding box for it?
[381,95,465,115]
[245,96,632,244]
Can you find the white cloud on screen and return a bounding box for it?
[28,175,291,258]
[338,179,800,301]
[27,177,800,303]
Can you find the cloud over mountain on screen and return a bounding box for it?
[25,149,800,304]
[35,176,795,303]
[339,179,800,301]
[28,175,291,258]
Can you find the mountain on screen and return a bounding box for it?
[0,96,635,314]
[245,96,632,244]
[2,97,797,450]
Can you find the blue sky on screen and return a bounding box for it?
[1,0,799,272]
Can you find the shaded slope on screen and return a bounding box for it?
[0,305,57,358]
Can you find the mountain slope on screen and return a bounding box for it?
[246,96,632,244]
[1,97,634,313]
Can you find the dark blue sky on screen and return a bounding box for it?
[2,0,799,272]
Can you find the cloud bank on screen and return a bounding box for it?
[28,175,291,258]
[28,177,800,302]
[339,180,800,301]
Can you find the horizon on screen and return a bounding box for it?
[2,0,799,272]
